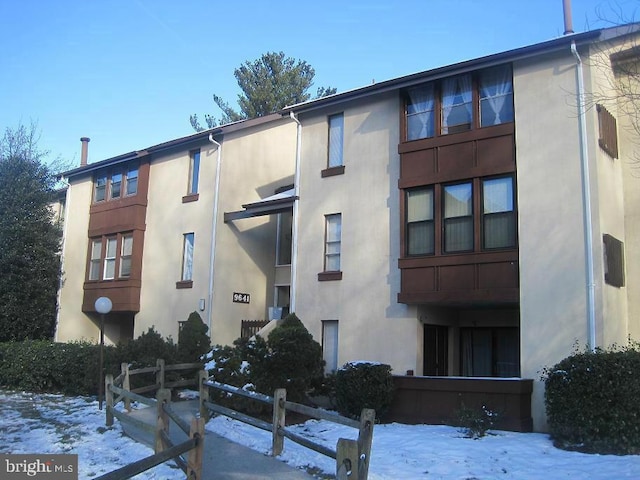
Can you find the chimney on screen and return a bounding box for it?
[80,137,90,166]
[563,0,574,35]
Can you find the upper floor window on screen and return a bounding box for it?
[324,214,341,272]
[404,175,516,256]
[328,114,344,168]
[182,233,195,281]
[87,232,134,281]
[188,150,200,195]
[93,163,138,203]
[276,210,293,266]
[405,64,513,142]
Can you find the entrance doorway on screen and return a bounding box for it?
[423,325,448,376]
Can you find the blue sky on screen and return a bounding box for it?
[1,0,638,169]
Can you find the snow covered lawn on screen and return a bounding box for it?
[1,390,639,479]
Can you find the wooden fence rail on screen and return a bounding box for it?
[102,361,204,479]
[200,378,375,479]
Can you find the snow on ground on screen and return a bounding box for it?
[1,389,640,479]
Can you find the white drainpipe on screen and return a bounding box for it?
[289,112,302,312]
[207,134,222,335]
[571,40,597,350]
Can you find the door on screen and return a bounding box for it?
[423,325,448,376]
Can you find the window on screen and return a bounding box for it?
[110,173,122,199]
[479,66,514,127]
[119,234,133,278]
[406,187,434,255]
[328,114,344,168]
[275,285,290,318]
[87,233,133,281]
[597,104,619,158]
[126,167,138,196]
[603,234,625,287]
[182,233,195,281]
[461,327,519,377]
[103,237,117,280]
[405,64,513,141]
[94,175,107,202]
[93,162,139,203]
[322,320,339,374]
[404,176,516,256]
[324,214,341,272]
[188,150,200,195]
[276,210,292,265]
[441,74,472,134]
[89,239,102,281]
[444,183,473,253]
[483,177,516,249]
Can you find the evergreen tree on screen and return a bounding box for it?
[191,51,336,130]
[0,123,62,341]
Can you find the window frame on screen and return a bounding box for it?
[93,162,139,203]
[181,232,195,283]
[406,186,435,256]
[404,64,514,142]
[324,214,341,272]
[403,175,517,258]
[188,150,200,195]
[86,232,134,282]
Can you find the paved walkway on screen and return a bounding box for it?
[121,400,316,479]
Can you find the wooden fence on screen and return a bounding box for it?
[99,360,204,480]
[240,319,270,338]
[199,376,375,480]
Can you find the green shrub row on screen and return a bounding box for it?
[543,344,640,455]
[207,315,394,420]
[0,313,210,396]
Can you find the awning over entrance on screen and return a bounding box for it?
[224,188,296,222]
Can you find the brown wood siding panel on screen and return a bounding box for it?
[438,264,474,290]
[437,142,475,176]
[401,267,436,293]
[386,376,533,432]
[477,261,519,289]
[476,134,514,171]
[400,149,435,179]
[83,281,141,312]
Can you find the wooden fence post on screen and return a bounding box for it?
[272,388,287,456]
[198,370,209,422]
[155,388,171,454]
[336,438,359,480]
[156,359,165,390]
[105,374,114,427]
[357,408,375,480]
[187,417,205,480]
[121,363,131,411]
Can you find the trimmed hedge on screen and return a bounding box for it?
[335,361,394,419]
[0,327,180,396]
[543,345,640,454]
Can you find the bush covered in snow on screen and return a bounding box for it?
[335,361,394,420]
[543,344,640,454]
[206,313,324,405]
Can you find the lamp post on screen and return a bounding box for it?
[95,296,112,410]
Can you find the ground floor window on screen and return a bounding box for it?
[322,320,339,374]
[460,327,519,377]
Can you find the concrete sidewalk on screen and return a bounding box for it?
[121,400,316,479]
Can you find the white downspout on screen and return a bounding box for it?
[289,112,302,312]
[571,41,597,350]
[54,179,70,342]
[207,134,222,335]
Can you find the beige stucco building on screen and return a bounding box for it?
[56,24,640,431]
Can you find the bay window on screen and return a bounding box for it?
[93,162,139,202]
[404,176,516,256]
[87,232,134,281]
[405,64,513,141]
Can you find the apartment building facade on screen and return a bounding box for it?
[56,24,640,431]
[56,114,296,346]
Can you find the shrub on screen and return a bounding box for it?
[253,313,325,403]
[178,312,211,363]
[543,344,640,454]
[118,326,177,369]
[335,361,394,419]
[456,404,499,439]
